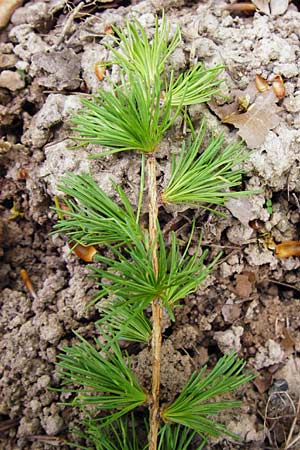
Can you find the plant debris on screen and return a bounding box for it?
[255,74,269,93]
[8,201,24,220]
[209,85,281,148]
[235,272,255,298]
[20,268,37,299]
[222,3,257,12]
[272,75,286,99]
[68,242,97,262]
[94,61,106,80]
[275,240,300,258]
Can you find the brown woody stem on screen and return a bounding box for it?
[147,155,162,450]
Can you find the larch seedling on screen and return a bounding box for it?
[54,14,255,450]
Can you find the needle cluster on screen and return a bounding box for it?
[54,14,255,450]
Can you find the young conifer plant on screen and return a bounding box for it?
[54,15,255,450]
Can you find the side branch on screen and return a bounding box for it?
[147,155,162,450]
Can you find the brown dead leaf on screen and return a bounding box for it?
[210,89,281,148]
[235,273,254,298]
[254,373,273,393]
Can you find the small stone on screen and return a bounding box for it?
[269,378,289,394]
[253,339,285,370]
[0,53,18,69]
[0,0,23,29]
[18,417,40,437]
[31,48,81,90]
[37,374,50,390]
[40,315,64,344]
[0,70,25,90]
[275,63,299,78]
[214,326,244,353]
[29,399,41,413]
[285,95,300,113]
[225,197,255,226]
[43,414,64,435]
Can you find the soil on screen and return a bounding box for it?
[1,1,300,449]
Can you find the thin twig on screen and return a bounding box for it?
[264,391,296,437]
[292,193,300,215]
[147,155,162,450]
[25,435,66,446]
[54,1,85,49]
[265,278,300,294]
[0,418,19,432]
[222,3,257,12]
[284,398,300,449]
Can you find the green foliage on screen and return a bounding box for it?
[162,352,255,439]
[107,15,223,107]
[170,64,224,107]
[97,298,151,344]
[265,198,273,214]
[70,14,225,158]
[91,224,217,315]
[70,416,205,450]
[79,414,144,450]
[108,15,181,86]
[158,423,206,450]
[53,173,141,246]
[71,73,176,155]
[54,14,255,450]
[159,229,220,315]
[162,120,252,211]
[57,334,147,426]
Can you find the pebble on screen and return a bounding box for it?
[0,69,25,90]
[0,53,18,69]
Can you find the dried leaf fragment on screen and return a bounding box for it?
[275,240,300,258]
[20,269,37,299]
[69,242,97,262]
[214,90,281,148]
[222,3,257,12]
[281,329,295,353]
[255,74,269,93]
[272,75,285,99]
[254,373,272,394]
[94,61,106,81]
[104,24,114,35]
[235,273,254,298]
